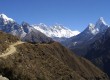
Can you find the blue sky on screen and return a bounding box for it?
[0,0,110,31]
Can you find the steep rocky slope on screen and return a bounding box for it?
[85,27,110,77]
[0,31,109,80]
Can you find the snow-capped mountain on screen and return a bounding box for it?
[0,14,80,42]
[62,17,109,56]
[83,17,108,36]
[33,23,80,38]
[0,14,14,22]
[0,14,53,43]
[95,17,109,31]
[0,14,25,37]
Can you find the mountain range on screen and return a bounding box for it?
[0,14,53,43]
[33,23,80,41]
[0,14,80,43]
[0,14,110,79]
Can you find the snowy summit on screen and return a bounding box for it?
[33,23,80,38]
[0,14,14,22]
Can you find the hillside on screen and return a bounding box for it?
[0,31,19,55]
[0,31,109,80]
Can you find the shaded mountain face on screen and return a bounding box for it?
[0,14,53,43]
[21,22,53,43]
[0,31,109,80]
[62,17,109,56]
[23,29,53,43]
[33,23,80,42]
[85,27,110,77]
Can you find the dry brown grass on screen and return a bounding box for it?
[0,31,19,54]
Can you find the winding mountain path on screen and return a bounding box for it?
[0,41,24,58]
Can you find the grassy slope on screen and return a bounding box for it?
[0,31,19,54]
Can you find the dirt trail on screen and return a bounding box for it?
[0,41,24,58]
[0,75,9,80]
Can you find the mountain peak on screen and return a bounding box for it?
[83,17,109,36]
[84,23,98,35]
[88,23,94,27]
[52,25,66,30]
[96,17,107,26]
[0,14,14,22]
[21,21,30,26]
[95,17,109,32]
[39,23,48,27]
[88,23,96,32]
[99,17,104,21]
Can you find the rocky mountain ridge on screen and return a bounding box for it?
[61,17,109,56]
